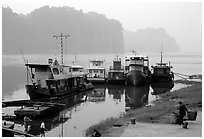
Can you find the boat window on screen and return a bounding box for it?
[53,68,59,75]
[35,67,47,72]
[60,80,65,86]
[155,68,164,74]
[93,61,102,66]
[166,68,170,73]
[100,70,103,73]
[73,68,79,72]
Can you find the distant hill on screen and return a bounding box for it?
[2,6,124,54]
[3,6,179,55]
[124,28,179,52]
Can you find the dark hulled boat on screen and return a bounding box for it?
[150,50,174,82]
[125,52,150,86]
[25,33,93,100]
[151,82,174,95]
[107,56,126,84]
[25,59,93,100]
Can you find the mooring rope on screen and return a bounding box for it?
[173,72,190,77]
[173,72,188,80]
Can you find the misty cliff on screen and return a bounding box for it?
[124,28,179,52]
[3,6,179,55]
[2,6,124,54]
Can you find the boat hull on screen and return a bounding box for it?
[150,81,174,95]
[87,77,106,84]
[26,85,68,100]
[150,74,174,82]
[26,83,94,100]
[107,71,126,84]
[106,78,126,84]
[126,70,148,86]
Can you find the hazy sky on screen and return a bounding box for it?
[2,0,202,53]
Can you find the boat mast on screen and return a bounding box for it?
[53,33,70,65]
[160,46,163,63]
[74,52,77,64]
[19,48,33,84]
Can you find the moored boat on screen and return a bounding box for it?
[125,51,150,86]
[25,59,93,100]
[25,33,93,100]
[87,59,106,84]
[150,50,174,82]
[107,56,126,84]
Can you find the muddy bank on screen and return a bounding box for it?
[85,80,202,136]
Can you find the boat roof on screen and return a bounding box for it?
[25,63,50,68]
[109,70,124,73]
[125,55,148,59]
[156,63,168,65]
[152,66,172,69]
[69,65,83,68]
[152,64,172,68]
[87,67,105,70]
[89,59,105,62]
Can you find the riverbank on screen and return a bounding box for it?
[85,80,202,136]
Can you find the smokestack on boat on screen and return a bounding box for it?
[48,59,53,65]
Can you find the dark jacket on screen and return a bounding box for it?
[179,105,188,117]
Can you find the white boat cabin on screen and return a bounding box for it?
[125,55,149,74]
[151,63,172,75]
[110,56,123,70]
[69,65,83,73]
[87,59,106,78]
[26,59,85,89]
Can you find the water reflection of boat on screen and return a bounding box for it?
[88,87,106,102]
[125,85,150,109]
[151,82,174,95]
[107,85,125,102]
[13,91,89,136]
[107,56,126,84]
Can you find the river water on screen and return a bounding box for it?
[2,52,202,137]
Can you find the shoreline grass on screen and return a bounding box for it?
[85,80,202,136]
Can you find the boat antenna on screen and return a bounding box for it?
[160,45,163,63]
[74,52,77,65]
[53,33,70,66]
[132,50,139,55]
[19,48,33,85]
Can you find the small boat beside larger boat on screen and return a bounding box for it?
[87,59,106,84]
[150,50,174,82]
[125,51,150,86]
[107,56,126,84]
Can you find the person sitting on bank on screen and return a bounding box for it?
[93,129,101,137]
[24,116,32,132]
[178,101,188,125]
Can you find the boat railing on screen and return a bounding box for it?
[109,66,124,71]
